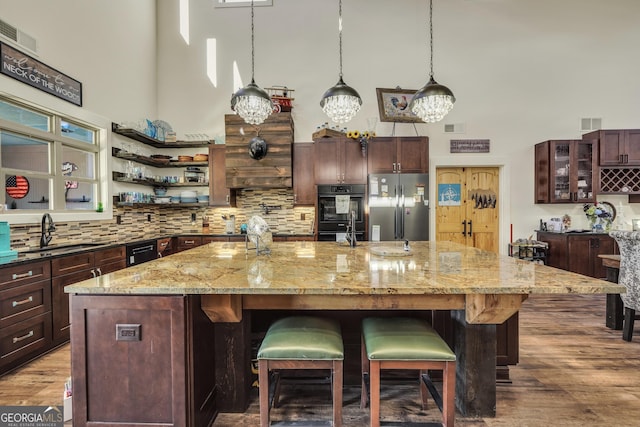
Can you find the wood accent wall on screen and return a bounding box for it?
[225,113,293,188]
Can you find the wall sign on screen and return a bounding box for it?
[450,139,490,153]
[0,42,82,106]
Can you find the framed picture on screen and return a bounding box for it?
[376,88,422,123]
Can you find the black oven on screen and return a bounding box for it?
[317,184,366,242]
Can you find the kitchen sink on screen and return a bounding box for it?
[23,243,107,255]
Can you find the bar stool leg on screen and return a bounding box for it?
[258,359,269,427]
[443,360,456,427]
[419,369,429,410]
[369,360,381,427]
[333,360,343,427]
[360,336,369,409]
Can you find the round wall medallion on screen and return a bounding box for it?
[249,137,268,160]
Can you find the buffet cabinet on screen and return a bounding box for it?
[536,231,618,279]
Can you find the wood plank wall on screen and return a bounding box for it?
[225,113,293,189]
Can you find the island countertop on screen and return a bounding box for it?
[65,240,623,296]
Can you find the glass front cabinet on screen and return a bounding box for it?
[535,139,596,204]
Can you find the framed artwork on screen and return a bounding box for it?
[376,88,422,123]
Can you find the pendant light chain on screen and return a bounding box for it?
[251,0,255,81]
[338,0,343,79]
[429,0,434,79]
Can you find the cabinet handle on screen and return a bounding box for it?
[468,220,473,236]
[12,296,34,307]
[398,163,401,172]
[625,154,629,163]
[294,194,298,203]
[96,267,102,276]
[185,240,195,244]
[158,252,163,258]
[620,154,623,163]
[91,269,97,278]
[13,330,34,344]
[393,163,396,172]
[160,242,168,248]
[12,271,34,280]
[462,220,467,235]
[225,195,230,203]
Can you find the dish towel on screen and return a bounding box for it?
[335,195,350,214]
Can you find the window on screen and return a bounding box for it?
[0,96,102,213]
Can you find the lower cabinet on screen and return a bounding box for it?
[157,237,174,258]
[0,260,52,375]
[537,231,617,278]
[51,246,126,345]
[176,236,204,252]
[70,294,217,427]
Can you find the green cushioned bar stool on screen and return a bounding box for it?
[360,317,456,427]
[257,316,344,427]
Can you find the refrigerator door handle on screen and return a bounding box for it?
[400,185,405,239]
[462,220,467,235]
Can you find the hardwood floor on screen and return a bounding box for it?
[1,293,639,426]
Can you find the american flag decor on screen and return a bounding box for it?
[6,175,30,199]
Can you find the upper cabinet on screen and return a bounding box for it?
[367,137,429,174]
[313,137,367,184]
[583,129,640,166]
[208,145,236,207]
[292,143,315,205]
[535,139,596,204]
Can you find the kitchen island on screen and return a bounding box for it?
[65,241,624,427]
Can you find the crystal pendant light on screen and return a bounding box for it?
[409,0,455,123]
[230,0,272,125]
[320,0,362,124]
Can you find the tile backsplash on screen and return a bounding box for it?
[7,189,315,250]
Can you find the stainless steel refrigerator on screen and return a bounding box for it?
[368,173,429,241]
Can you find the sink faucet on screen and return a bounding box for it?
[40,213,55,248]
[345,210,357,248]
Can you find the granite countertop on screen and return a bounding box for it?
[65,241,625,296]
[0,231,315,266]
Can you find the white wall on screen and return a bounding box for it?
[3,0,640,246]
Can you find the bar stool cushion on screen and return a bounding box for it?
[258,316,344,360]
[363,317,455,361]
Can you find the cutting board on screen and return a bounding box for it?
[369,246,412,257]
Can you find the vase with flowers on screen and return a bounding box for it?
[583,201,615,232]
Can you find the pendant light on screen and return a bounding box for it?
[230,0,272,125]
[320,0,362,124]
[409,0,455,123]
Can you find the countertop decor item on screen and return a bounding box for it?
[584,201,616,231]
[229,0,272,125]
[319,0,362,124]
[409,0,455,123]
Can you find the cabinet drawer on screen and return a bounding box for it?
[176,236,203,251]
[52,252,95,276]
[95,246,125,266]
[0,280,51,328]
[1,312,51,367]
[98,260,127,276]
[0,261,51,290]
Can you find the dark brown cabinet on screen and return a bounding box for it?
[583,129,640,166]
[208,145,236,207]
[0,260,52,375]
[537,231,617,278]
[314,137,367,184]
[70,294,217,426]
[175,236,204,252]
[293,142,315,205]
[535,139,596,203]
[367,136,429,174]
[157,237,174,258]
[51,246,126,344]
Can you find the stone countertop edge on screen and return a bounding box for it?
[64,241,626,296]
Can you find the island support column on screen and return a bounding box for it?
[452,309,497,417]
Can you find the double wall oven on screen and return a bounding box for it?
[317,184,366,242]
